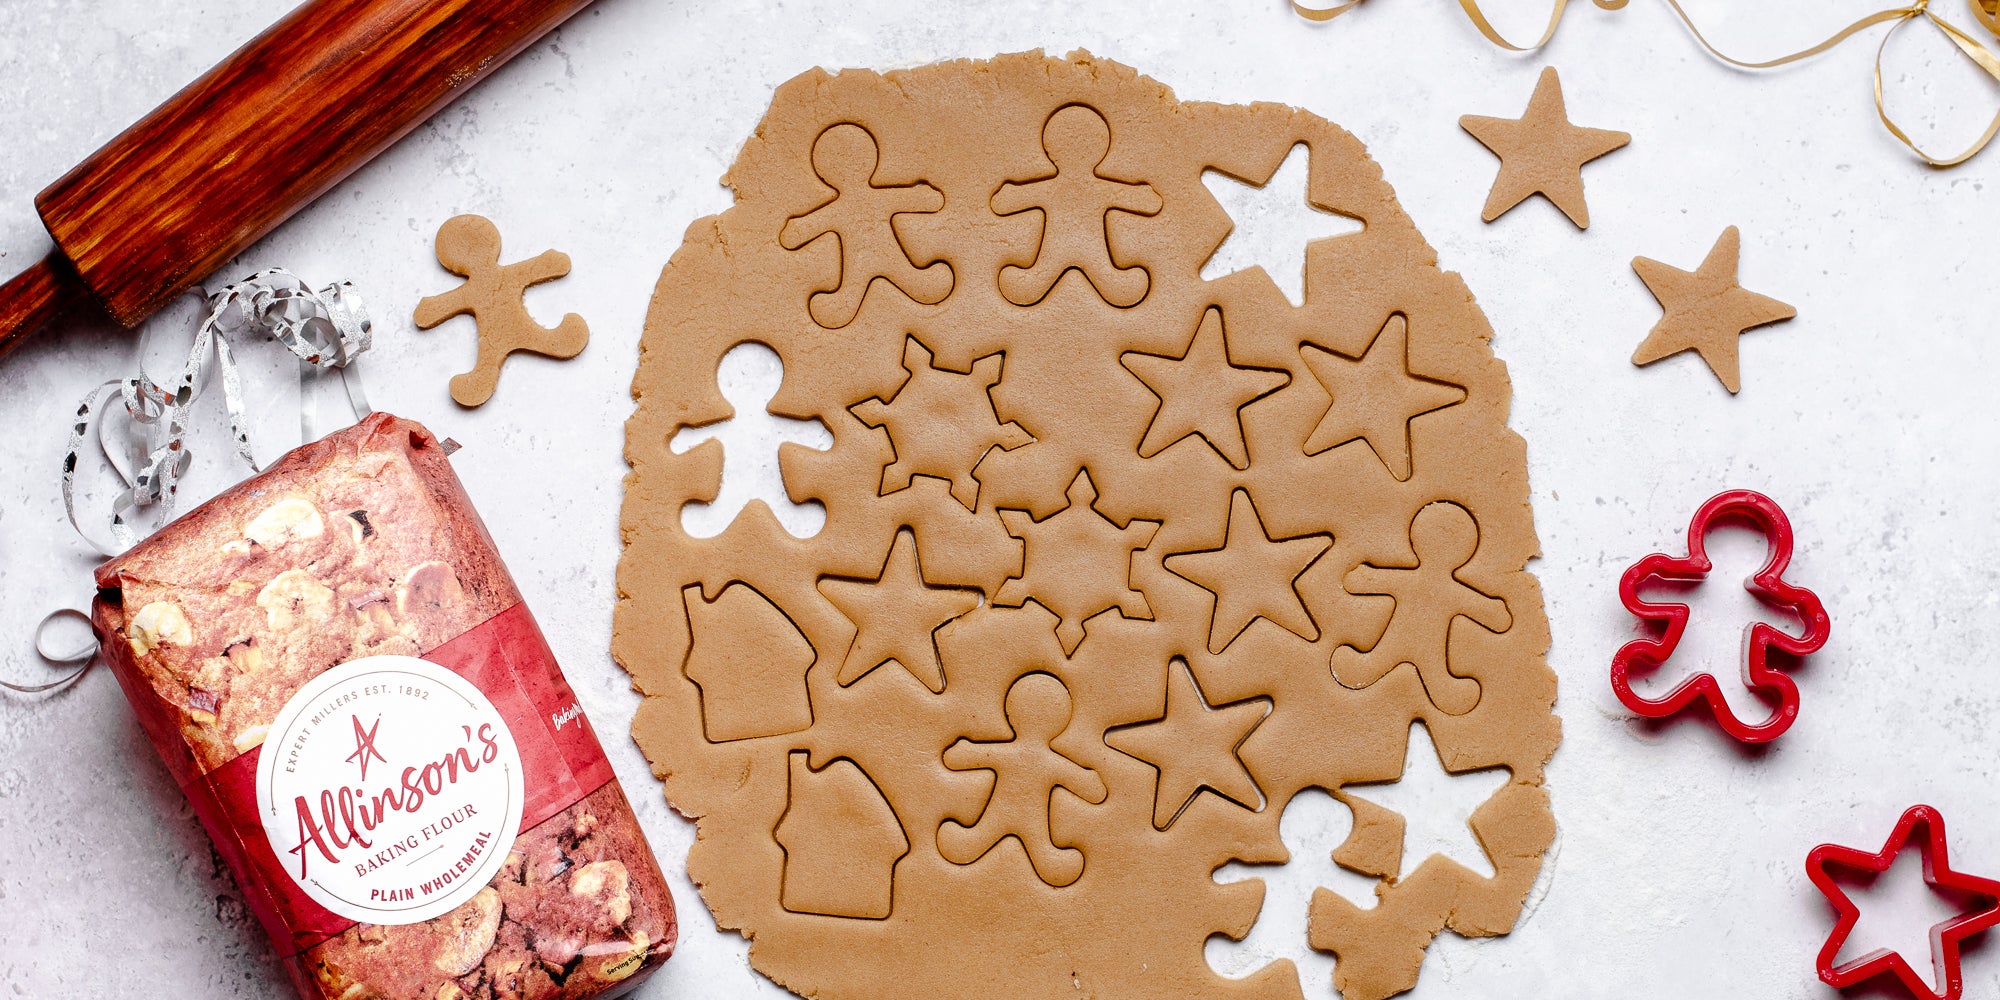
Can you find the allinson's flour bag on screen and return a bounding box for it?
[91,412,675,1000]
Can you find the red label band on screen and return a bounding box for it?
[193,603,616,956]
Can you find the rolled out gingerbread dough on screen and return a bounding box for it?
[616,50,1559,1000]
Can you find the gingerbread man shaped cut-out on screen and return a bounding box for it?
[1332,502,1512,716]
[781,123,955,329]
[413,214,590,408]
[992,105,1163,307]
[939,672,1107,887]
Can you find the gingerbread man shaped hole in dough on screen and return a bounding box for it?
[670,342,833,538]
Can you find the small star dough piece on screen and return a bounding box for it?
[413,215,590,407]
[1630,225,1797,394]
[1459,67,1629,229]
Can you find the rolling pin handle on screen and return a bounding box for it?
[0,253,92,362]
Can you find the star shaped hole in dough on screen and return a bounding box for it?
[1121,307,1289,470]
[1343,721,1510,881]
[1199,142,1363,306]
[1105,658,1270,830]
[818,528,982,691]
[1459,66,1629,229]
[1301,313,1466,481]
[1629,225,1796,394]
[1164,489,1332,654]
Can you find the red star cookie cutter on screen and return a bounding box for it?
[1608,489,1830,743]
[1808,804,2000,1000]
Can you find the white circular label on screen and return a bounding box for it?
[255,655,525,924]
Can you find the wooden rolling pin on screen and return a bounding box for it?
[0,0,596,362]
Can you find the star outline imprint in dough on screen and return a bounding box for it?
[1121,306,1290,470]
[1164,488,1333,654]
[818,527,983,692]
[1301,313,1466,482]
[1104,657,1270,830]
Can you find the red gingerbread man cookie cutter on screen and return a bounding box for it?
[1808,804,2000,1000]
[1609,489,1830,743]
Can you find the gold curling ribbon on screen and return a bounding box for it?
[1976,0,2000,35]
[1290,0,2000,167]
[1288,0,1624,45]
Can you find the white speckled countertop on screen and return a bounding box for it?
[5,2,2000,997]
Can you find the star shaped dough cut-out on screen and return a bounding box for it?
[818,528,982,692]
[1301,313,1466,481]
[1165,488,1332,653]
[996,469,1161,655]
[1122,307,1289,470]
[1459,66,1629,229]
[1630,226,1796,394]
[1199,142,1363,306]
[1104,658,1269,830]
[1808,805,2000,1000]
[852,336,1035,510]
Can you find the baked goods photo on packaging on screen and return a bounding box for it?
[90,412,676,1000]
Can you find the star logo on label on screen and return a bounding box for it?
[345,714,387,781]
